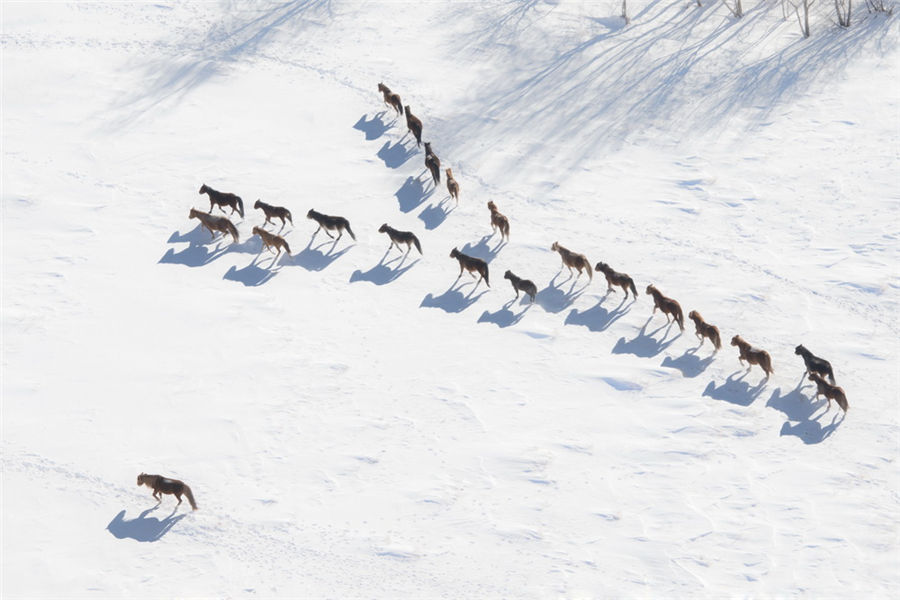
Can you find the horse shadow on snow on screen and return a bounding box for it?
[107,507,185,542]
[421,280,488,313]
[766,381,844,444]
[701,370,768,407]
[565,292,633,332]
[353,112,391,141]
[478,297,533,328]
[611,315,681,358]
[350,250,419,285]
[535,272,587,314]
[160,225,259,268]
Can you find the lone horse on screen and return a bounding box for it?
[137,473,197,510]
[199,184,244,218]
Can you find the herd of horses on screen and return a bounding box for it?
[156,79,849,512]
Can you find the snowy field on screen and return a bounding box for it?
[2,1,899,597]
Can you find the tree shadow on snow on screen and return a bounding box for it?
[421,280,488,313]
[535,272,588,314]
[661,345,716,378]
[350,250,419,285]
[564,292,633,332]
[766,381,844,444]
[701,370,768,407]
[478,297,533,328]
[106,507,186,542]
[611,315,682,358]
[353,112,391,140]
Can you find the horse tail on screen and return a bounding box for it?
[345,222,356,241]
[825,364,836,383]
[283,239,291,256]
[628,278,638,297]
[483,264,490,287]
[236,197,244,217]
[585,260,593,281]
[412,235,422,255]
[183,484,198,510]
[712,328,722,350]
[285,210,293,225]
[836,391,849,413]
[675,306,684,330]
[226,221,239,243]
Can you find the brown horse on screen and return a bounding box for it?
[551,242,592,281]
[254,199,292,227]
[404,105,423,147]
[731,335,774,378]
[487,201,510,241]
[189,208,239,244]
[450,247,489,288]
[504,270,536,303]
[252,226,291,257]
[687,310,722,351]
[594,261,637,299]
[199,184,244,217]
[808,372,848,413]
[424,142,441,185]
[377,83,403,116]
[378,223,422,255]
[645,284,684,331]
[307,209,356,241]
[137,473,197,510]
[446,168,459,204]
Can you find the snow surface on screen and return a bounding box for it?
[2,1,899,597]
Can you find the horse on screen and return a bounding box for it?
[551,242,592,281]
[378,223,422,255]
[594,261,637,299]
[377,83,403,117]
[424,142,441,185]
[189,208,239,244]
[137,473,197,510]
[252,226,291,257]
[687,310,722,351]
[504,270,536,303]
[487,201,510,241]
[254,199,292,227]
[450,247,489,288]
[307,209,356,241]
[404,105,423,147]
[199,183,244,217]
[730,335,774,378]
[808,372,848,413]
[645,284,684,331]
[795,344,835,383]
[446,168,459,204]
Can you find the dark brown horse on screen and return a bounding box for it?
[504,270,536,303]
[645,284,684,331]
[199,183,244,217]
[795,345,835,383]
[808,372,848,413]
[424,142,441,185]
[377,83,403,116]
[404,105,423,147]
[254,199,292,227]
[378,223,422,255]
[595,262,637,299]
[137,473,197,510]
[450,247,489,288]
[307,209,356,241]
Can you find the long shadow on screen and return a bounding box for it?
[535,273,588,314]
[564,294,632,332]
[662,346,716,378]
[421,281,488,313]
[419,197,456,230]
[166,224,208,245]
[461,235,506,263]
[396,176,434,213]
[767,382,844,444]
[290,237,353,271]
[106,507,186,542]
[353,112,391,140]
[159,229,260,267]
[612,317,683,358]
[223,252,285,286]
[478,299,533,328]
[350,251,419,285]
[701,370,768,407]
[377,140,416,168]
